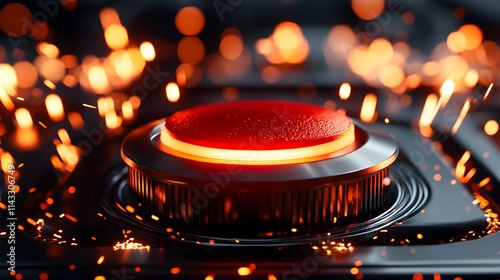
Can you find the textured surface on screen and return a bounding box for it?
[165,100,353,150]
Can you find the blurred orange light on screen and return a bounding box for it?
[484,120,499,136]
[351,0,385,20]
[220,34,243,60]
[60,54,78,68]
[177,37,205,65]
[140,41,156,61]
[110,50,134,81]
[406,74,422,89]
[237,267,252,276]
[126,47,146,77]
[1,151,15,173]
[458,24,483,51]
[0,3,32,37]
[13,61,37,88]
[0,86,14,110]
[339,83,351,100]
[440,79,455,99]
[39,58,65,82]
[348,47,374,76]
[326,25,356,55]
[88,65,110,93]
[170,267,181,275]
[99,7,121,29]
[0,63,18,90]
[360,93,377,123]
[166,82,180,103]
[422,61,440,76]
[464,69,479,87]
[97,97,114,117]
[447,31,467,53]
[261,66,281,84]
[37,42,60,58]
[15,108,33,128]
[105,110,121,129]
[175,6,205,36]
[379,65,405,88]
[121,100,134,121]
[419,94,438,127]
[273,21,302,50]
[45,94,65,122]
[369,38,394,65]
[222,86,239,100]
[104,24,129,50]
[68,112,84,131]
[62,75,78,88]
[176,63,194,86]
[255,38,273,55]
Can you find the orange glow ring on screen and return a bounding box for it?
[159,124,355,165]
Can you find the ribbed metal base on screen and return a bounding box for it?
[128,167,390,234]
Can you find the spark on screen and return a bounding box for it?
[97,255,105,265]
[451,98,472,135]
[419,94,438,128]
[38,121,47,128]
[16,97,24,101]
[429,80,455,126]
[43,79,57,90]
[0,86,14,110]
[27,218,37,225]
[65,214,78,222]
[113,238,150,251]
[483,83,493,100]
[478,177,491,188]
[82,103,97,109]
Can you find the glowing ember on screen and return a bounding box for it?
[139,41,156,61]
[113,238,150,251]
[14,108,33,128]
[339,83,351,100]
[237,267,252,276]
[166,82,180,103]
[419,94,438,128]
[45,94,65,122]
[360,93,377,123]
[104,24,129,50]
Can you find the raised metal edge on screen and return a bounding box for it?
[121,119,398,190]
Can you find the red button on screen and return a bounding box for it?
[165,100,353,150]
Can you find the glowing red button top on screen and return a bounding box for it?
[161,100,355,164]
